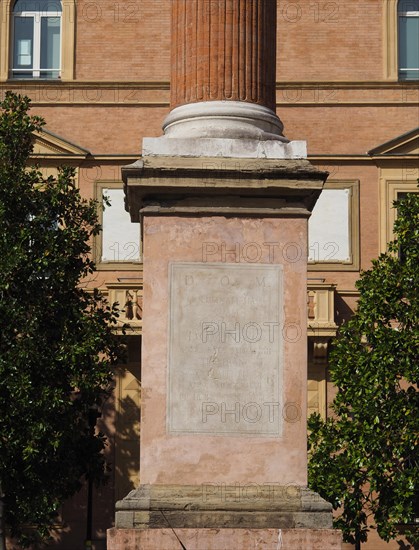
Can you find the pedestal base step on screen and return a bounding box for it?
[115,485,334,530]
[107,527,342,550]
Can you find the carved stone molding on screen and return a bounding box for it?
[312,339,330,365]
[307,283,337,337]
[104,282,143,334]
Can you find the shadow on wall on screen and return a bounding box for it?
[396,532,419,550]
[47,389,118,550]
[334,293,355,326]
[114,392,142,502]
[114,336,142,503]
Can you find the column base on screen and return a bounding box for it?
[162,101,288,142]
[107,528,342,550]
[143,136,306,160]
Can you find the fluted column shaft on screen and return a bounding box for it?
[171,0,277,112]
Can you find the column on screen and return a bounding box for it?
[163,0,286,140]
[171,0,276,110]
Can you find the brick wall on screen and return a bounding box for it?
[74,0,171,81]
[277,0,383,81]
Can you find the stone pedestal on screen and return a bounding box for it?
[106,155,341,549]
[122,158,327,490]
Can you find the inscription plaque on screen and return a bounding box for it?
[168,263,283,436]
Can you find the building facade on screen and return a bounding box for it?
[0,0,418,548]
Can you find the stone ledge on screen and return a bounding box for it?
[126,156,326,177]
[143,137,306,159]
[115,485,333,530]
[119,510,333,530]
[122,157,327,223]
[139,204,312,218]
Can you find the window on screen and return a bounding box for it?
[383,0,419,80]
[0,0,75,82]
[398,0,419,80]
[12,0,61,79]
[94,181,142,271]
[308,180,360,272]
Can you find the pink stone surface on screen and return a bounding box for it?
[107,528,342,550]
[140,216,309,486]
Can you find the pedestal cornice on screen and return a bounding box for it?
[122,157,328,222]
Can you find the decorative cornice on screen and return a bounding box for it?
[367,127,419,155]
[1,80,416,89]
[2,80,416,107]
[123,157,327,223]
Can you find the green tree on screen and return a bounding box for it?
[0,92,122,547]
[308,190,419,549]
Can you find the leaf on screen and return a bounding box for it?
[0,93,124,547]
[308,185,419,546]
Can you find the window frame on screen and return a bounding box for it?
[11,2,62,80]
[398,1,419,81]
[308,180,360,272]
[380,179,419,252]
[0,0,75,82]
[384,0,419,81]
[94,180,143,272]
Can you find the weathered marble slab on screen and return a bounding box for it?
[168,263,283,436]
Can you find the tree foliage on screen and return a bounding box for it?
[308,189,419,546]
[0,92,122,546]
